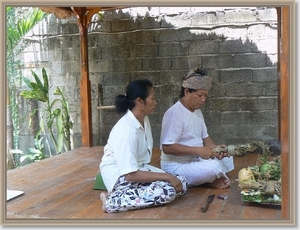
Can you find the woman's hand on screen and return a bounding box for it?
[167,174,183,193]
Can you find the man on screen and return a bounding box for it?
[160,68,234,189]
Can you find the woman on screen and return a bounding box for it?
[99,79,188,213]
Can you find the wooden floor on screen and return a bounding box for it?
[5,146,282,225]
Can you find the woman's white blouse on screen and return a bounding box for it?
[100,110,164,192]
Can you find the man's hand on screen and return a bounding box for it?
[211,144,231,159]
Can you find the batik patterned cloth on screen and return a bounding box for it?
[182,67,212,90]
[104,174,188,213]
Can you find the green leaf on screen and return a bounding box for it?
[20,155,33,164]
[56,110,63,133]
[31,69,48,94]
[241,194,263,203]
[30,82,39,90]
[66,121,73,129]
[53,87,62,96]
[38,111,45,131]
[53,108,61,117]
[47,118,54,128]
[20,90,47,102]
[35,127,42,139]
[56,131,64,154]
[28,148,42,154]
[22,76,33,89]
[56,111,64,152]
[50,99,60,108]
[42,68,49,93]
[28,82,47,102]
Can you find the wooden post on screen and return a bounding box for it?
[71,7,100,147]
[276,7,281,139]
[278,6,290,220]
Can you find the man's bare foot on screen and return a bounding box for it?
[208,178,230,189]
[100,192,108,212]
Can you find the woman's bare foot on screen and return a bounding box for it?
[208,178,230,189]
[100,192,108,212]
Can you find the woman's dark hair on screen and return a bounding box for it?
[115,79,153,114]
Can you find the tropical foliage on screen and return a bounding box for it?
[6,7,46,56]
[20,68,73,156]
[6,7,47,168]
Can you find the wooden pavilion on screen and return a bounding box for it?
[5,5,294,224]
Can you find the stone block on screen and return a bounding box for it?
[102,45,130,59]
[234,53,267,68]
[153,30,180,42]
[261,82,278,96]
[257,7,277,21]
[97,34,125,46]
[112,58,143,72]
[159,43,189,57]
[143,58,172,71]
[253,67,277,82]
[140,17,161,29]
[251,110,278,125]
[223,9,257,23]
[126,31,154,44]
[221,69,253,83]
[222,111,252,125]
[239,97,277,111]
[225,83,263,97]
[130,44,159,57]
[189,40,220,54]
[202,55,234,69]
[220,40,253,54]
[171,57,189,70]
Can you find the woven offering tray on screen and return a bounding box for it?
[238,158,281,205]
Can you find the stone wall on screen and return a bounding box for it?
[16,6,278,151]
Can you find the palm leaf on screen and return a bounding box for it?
[6,7,46,56]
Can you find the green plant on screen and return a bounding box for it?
[6,7,47,168]
[18,132,46,166]
[6,7,46,56]
[20,68,73,155]
[53,87,73,151]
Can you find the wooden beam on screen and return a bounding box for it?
[278,6,290,220]
[72,7,93,147]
